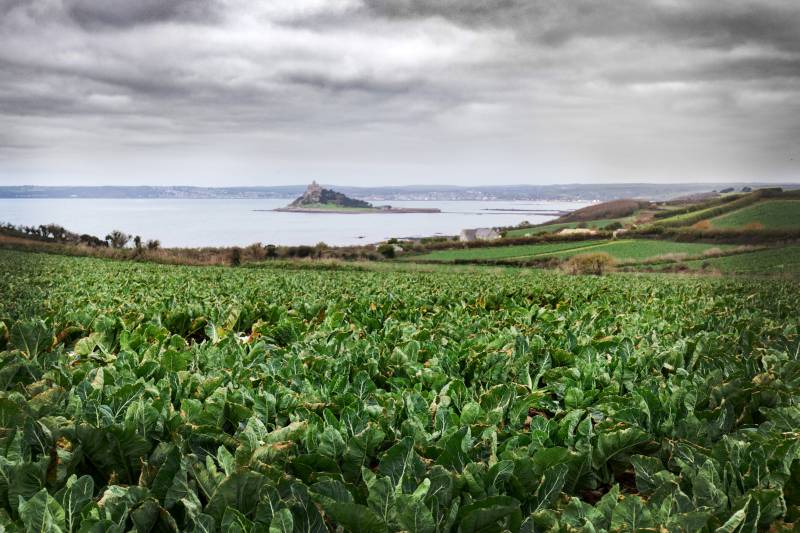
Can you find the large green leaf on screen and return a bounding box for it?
[363,470,397,527]
[220,507,253,533]
[268,508,293,533]
[317,501,387,533]
[164,462,202,519]
[609,495,654,532]
[691,461,728,511]
[310,479,353,504]
[205,472,268,521]
[9,462,46,513]
[378,437,426,494]
[74,425,151,485]
[10,319,53,359]
[436,427,472,473]
[148,445,181,504]
[130,498,179,532]
[341,425,385,482]
[593,427,651,469]
[458,496,521,533]
[530,464,568,513]
[58,475,94,533]
[18,488,66,533]
[96,485,149,526]
[317,427,346,460]
[630,455,674,495]
[187,513,216,533]
[395,479,435,533]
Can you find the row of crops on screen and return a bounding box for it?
[1,249,799,532]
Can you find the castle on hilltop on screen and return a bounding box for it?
[306,180,322,195]
[288,181,373,209]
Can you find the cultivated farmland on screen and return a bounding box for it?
[413,239,735,263]
[1,249,799,531]
[709,200,800,230]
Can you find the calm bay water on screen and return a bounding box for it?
[0,198,589,247]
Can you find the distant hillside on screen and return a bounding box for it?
[556,199,652,223]
[288,181,372,209]
[651,188,800,230]
[708,200,800,230]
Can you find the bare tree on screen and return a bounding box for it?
[105,230,130,249]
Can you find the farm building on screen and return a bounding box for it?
[460,228,501,242]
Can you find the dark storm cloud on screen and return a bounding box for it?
[0,0,798,184]
[64,0,217,29]
[284,70,417,95]
[365,0,800,54]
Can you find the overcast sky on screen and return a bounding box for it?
[1,0,799,186]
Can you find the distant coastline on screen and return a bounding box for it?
[3,183,797,202]
[271,206,441,214]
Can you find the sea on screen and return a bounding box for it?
[0,198,590,248]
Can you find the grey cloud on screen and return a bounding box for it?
[606,57,800,86]
[0,0,798,185]
[364,0,800,52]
[283,70,417,95]
[63,0,217,29]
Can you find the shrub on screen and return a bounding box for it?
[79,234,108,247]
[377,243,396,259]
[603,221,623,231]
[105,230,130,249]
[146,239,161,250]
[561,253,615,275]
[230,247,241,266]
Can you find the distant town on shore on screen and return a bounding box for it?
[3,182,798,202]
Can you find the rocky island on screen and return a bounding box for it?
[275,182,441,214]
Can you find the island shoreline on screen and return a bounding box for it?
[268,207,442,214]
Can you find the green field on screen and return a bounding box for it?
[650,203,728,226]
[2,250,799,531]
[548,239,735,262]
[709,200,800,229]
[412,240,607,261]
[414,239,733,263]
[676,244,800,273]
[504,218,624,238]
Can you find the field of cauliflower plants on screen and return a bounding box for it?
[0,249,798,532]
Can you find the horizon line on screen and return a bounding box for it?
[2,181,799,189]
